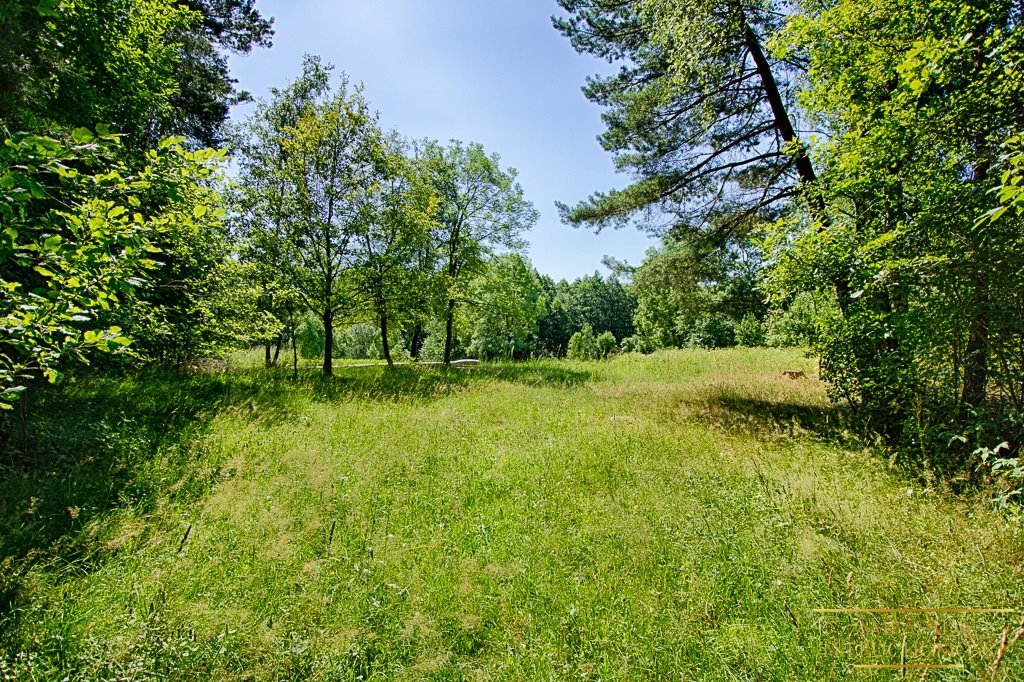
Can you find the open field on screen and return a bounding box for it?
[1,349,1022,680]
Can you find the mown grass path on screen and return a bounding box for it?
[2,349,1022,679]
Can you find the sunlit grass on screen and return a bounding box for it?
[1,349,1022,680]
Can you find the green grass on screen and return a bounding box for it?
[1,349,1022,680]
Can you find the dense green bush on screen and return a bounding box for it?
[734,314,765,347]
[596,331,617,359]
[567,325,600,360]
[684,314,735,349]
[764,293,830,348]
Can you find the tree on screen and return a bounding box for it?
[534,272,637,356]
[351,136,437,366]
[420,140,538,364]
[174,0,274,146]
[567,324,600,360]
[465,254,547,360]
[628,235,765,350]
[0,127,240,412]
[0,0,193,147]
[0,0,273,152]
[766,0,1024,463]
[553,0,828,257]
[277,76,390,376]
[233,55,332,367]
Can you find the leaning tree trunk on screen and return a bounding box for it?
[272,335,283,367]
[743,22,852,312]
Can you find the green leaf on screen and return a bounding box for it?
[72,127,95,144]
[35,0,59,17]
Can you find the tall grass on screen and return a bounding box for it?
[1,349,1021,680]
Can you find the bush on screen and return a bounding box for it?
[621,334,659,354]
[764,292,833,348]
[686,314,735,349]
[567,324,600,360]
[596,331,617,359]
[297,318,326,359]
[734,314,765,347]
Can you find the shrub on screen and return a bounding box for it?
[596,331,617,359]
[686,314,735,349]
[567,324,600,360]
[734,314,765,347]
[764,292,836,348]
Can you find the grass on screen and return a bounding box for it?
[1,348,1022,680]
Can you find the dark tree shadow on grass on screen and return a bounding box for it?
[677,392,859,445]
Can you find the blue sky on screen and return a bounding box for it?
[227,0,659,282]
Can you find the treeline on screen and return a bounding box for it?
[556,0,1024,492]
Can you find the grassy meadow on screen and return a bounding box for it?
[1,349,1022,680]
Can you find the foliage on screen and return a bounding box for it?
[0,0,272,151]
[465,254,547,360]
[419,140,539,364]
[767,0,1024,470]
[535,272,636,356]
[567,324,600,360]
[761,292,836,349]
[684,313,735,350]
[349,136,438,366]
[173,0,275,146]
[733,313,765,347]
[275,73,390,376]
[628,236,766,352]
[595,330,617,358]
[0,127,255,410]
[554,0,820,252]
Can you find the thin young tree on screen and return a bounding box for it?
[279,76,390,376]
[420,141,539,364]
[351,137,437,366]
[233,55,331,367]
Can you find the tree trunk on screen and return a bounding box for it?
[322,310,334,376]
[961,282,989,409]
[443,298,456,365]
[272,335,282,366]
[292,324,298,382]
[264,341,272,368]
[379,304,393,367]
[409,323,424,360]
[961,151,993,412]
[743,22,852,312]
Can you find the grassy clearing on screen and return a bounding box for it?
[1,349,1022,680]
